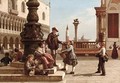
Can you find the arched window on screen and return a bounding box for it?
[42,12,45,20]
[10,0,16,10]
[21,1,25,13]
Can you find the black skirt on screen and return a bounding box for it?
[63,54,78,67]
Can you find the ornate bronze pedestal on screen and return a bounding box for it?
[20,0,44,61]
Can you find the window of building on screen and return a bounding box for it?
[11,0,16,10]
[8,0,18,15]
[21,1,25,13]
[42,12,45,20]
[108,13,119,38]
[0,0,1,4]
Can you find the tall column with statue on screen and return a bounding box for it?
[73,19,79,42]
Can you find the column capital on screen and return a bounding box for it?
[95,7,106,17]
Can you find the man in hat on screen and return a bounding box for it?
[46,27,62,66]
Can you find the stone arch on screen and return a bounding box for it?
[4,16,7,29]
[21,1,25,13]
[9,37,14,49]
[6,16,10,30]
[15,37,19,48]
[9,18,12,30]
[110,7,117,10]
[3,16,5,29]
[12,17,15,31]
[0,14,4,29]
[14,19,17,31]
[42,12,45,20]
[3,36,8,49]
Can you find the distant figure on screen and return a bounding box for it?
[13,48,23,62]
[0,44,4,54]
[46,27,62,66]
[60,41,78,74]
[111,42,118,59]
[0,52,12,66]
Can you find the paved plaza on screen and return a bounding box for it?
[0,56,120,83]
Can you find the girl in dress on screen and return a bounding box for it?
[60,41,78,74]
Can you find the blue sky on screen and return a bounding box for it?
[50,0,100,41]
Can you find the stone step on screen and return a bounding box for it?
[46,67,57,74]
[0,66,57,74]
[11,62,62,69]
[0,71,65,82]
[10,61,24,68]
[0,66,23,74]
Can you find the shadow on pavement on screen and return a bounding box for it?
[73,73,100,77]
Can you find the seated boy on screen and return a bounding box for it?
[0,52,12,66]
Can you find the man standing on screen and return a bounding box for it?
[46,27,62,66]
[95,42,106,76]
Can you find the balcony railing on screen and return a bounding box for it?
[74,41,99,55]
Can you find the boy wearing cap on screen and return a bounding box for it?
[46,27,62,66]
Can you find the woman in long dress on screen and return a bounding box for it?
[111,42,118,59]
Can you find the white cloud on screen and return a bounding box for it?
[50,2,97,41]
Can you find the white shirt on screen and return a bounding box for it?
[37,47,45,54]
[101,47,106,56]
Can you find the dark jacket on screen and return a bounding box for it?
[46,32,61,50]
[1,56,12,66]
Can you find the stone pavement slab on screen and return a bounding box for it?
[0,71,65,82]
[0,59,120,83]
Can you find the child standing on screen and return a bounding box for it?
[60,41,78,74]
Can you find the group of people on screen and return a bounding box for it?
[0,48,23,66]
[25,27,78,76]
[0,27,111,76]
[25,41,54,76]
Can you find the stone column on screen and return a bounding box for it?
[20,0,44,61]
[73,19,79,42]
[13,43,15,49]
[95,7,106,43]
[7,43,9,50]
